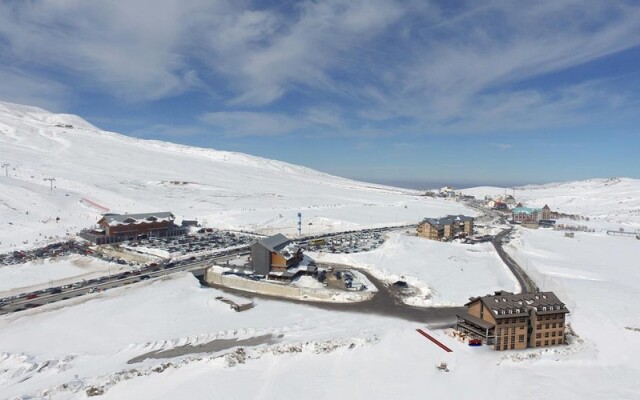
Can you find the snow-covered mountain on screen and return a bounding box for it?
[0,101,470,251]
[462,177,640,229]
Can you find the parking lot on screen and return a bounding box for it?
[0,241,91,267]
[126,230,257,259]
[304,231,385,254]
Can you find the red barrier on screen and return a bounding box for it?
[81,198,109,213]
[416,328,453,352]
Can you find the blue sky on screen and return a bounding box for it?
[1,0,639,187]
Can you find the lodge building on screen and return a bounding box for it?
[417,215,474,240]
[456,291,569,350]
[512,205,552,222]
[250,234,315,279]
[79,212,187,244]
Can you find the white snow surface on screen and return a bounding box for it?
[1,101,640,399]
[462,177,640,230]
[309,231,519,306]
[0,255,130,297]
[0,100,471,252]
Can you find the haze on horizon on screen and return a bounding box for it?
[1,0,639,186]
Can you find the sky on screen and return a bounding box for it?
[0,0,639,188]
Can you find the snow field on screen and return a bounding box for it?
[309,231,519,306]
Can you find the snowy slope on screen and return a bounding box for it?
[0,100,471,251]
[309,231,519,306]
[2,101,640,399]
[462,178,640,229]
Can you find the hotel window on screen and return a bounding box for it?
[503,344,508,350]
[511,335,515,343]
[559,322,564,327]
[536,324,542,329]
[536,333,541,339]
[535,341,541,347]
[551,339,556,345]
[510,343,515,350]
[557,338,563,344]
[518,335,525,343]
[552,323,557,328]
[511,327,515,334]
[545,323,549,329]
[497,328,502,335]
[552,331,556,337]
[545,332,549,338]
[544,340,549,346]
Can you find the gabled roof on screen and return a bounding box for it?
[420,214,474,228]
[513,205,550,214]
[257,233,291,252]
[466,291,569,319]
[100,212,175,225]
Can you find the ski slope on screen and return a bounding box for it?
[0,100,471,252]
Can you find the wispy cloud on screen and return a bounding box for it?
[199,111,304,137]
[492,143,512,151]
[0,67,69,111]
[0,0,639,137]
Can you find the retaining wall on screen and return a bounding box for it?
[204,268,372,303]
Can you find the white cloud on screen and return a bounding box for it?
[0,0,639,136]
[199,111,304,136]
[0,67,70,111]
[492,143,512,151]
[0,0,224,101]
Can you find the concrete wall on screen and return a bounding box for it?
[250,243,271,275]
[204,268,371,302]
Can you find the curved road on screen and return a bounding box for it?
[202,266,464,326]
[492,229,538,293]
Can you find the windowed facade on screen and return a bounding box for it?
[460,291,568,351]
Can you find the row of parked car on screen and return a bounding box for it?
[0,241,90,267]
[306,231,385,254]
[128,231,255,256]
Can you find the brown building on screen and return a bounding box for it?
[456,291,569,350]
[417,215,474,240]
[512,205,552,222]
[250,234,314,279]
[97,212,177,238]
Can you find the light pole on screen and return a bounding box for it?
[44,177,56,191]
[1,163,8,177]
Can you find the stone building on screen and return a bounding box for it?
[417,215,474,240]
[456,290,569,350]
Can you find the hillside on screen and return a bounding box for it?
[0,101,470,251]
[462,178,640,229]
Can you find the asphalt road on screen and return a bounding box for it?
[203,266,464,326]
[492,229,538,293]
[0,223,478,326]
[0,252,246,315]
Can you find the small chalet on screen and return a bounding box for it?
[250,234,315,279]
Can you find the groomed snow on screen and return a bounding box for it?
[0,255,131,297]
[462,178,640,230]
[0,100,472,252]
[309,231,519,306]
[2,101,640,399]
